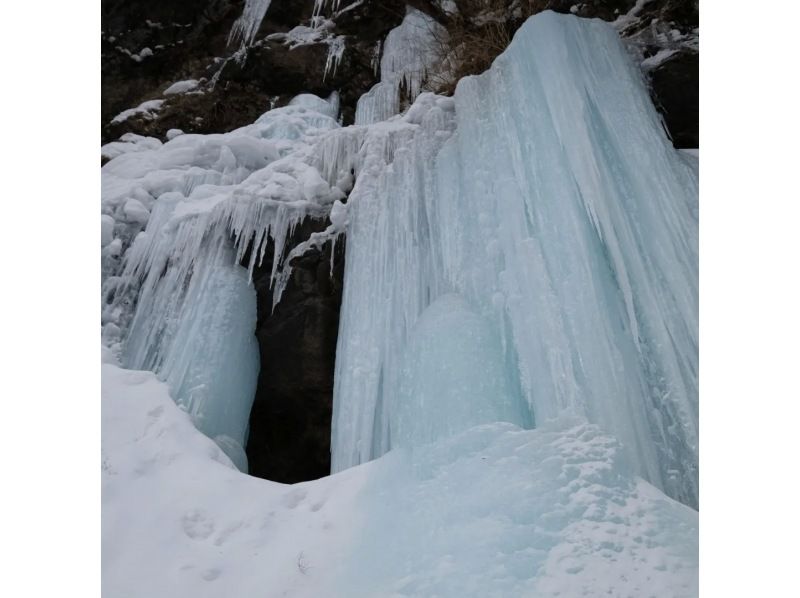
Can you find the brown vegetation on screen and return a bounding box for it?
[431,0,553,94]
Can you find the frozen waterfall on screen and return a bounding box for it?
[332,12,698,507]
[102,10,697,506]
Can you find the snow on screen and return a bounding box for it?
[101,215,115,247]
[130,47,154,62]
[163,79,200,96]
[165,128,184,140]
[101,133,162,160]
[122,198,150,224]
[110,99,165,125]
[641,47,679,71]
[613,0,655,30]
[288,92,340,119]
[103,358,697,597]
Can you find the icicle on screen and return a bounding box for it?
[228,0,273,50]
[323,36,346,81]
[353,9,444,125]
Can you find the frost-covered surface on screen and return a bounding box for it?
[110,99,164,125]
[355,8,444,125]
[332,12,698,508]
[103,357,697,597]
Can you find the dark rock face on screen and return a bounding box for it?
[649,51,698,148]
[101,0,405,142]
[246,219,345,483]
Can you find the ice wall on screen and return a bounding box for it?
[333,12,698,507]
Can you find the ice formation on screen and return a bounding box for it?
[228,0,273,49]
[102,8,699,595]
[332,12,698,508]
[102,10,697,504]
[101,94,347,468]
[355,8,444,125]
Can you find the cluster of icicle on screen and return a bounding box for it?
[355,9,445,125]
[100,93,359,468]
[228,0,273,50]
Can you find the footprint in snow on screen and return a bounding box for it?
[182,510,215,540]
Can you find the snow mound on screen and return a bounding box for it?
[103,360,697,597]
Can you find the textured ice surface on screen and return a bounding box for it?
[332,12,698,507]
[103,360,697,597]
[394,294,531,448]
[355,8,443,125]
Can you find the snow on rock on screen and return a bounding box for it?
[163,79,200,96]
[613,0,655,30]
[165,128,184,140]
[110,99,165,125]
[131,47,154,62]
[103,359,697,597]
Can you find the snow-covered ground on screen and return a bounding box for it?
[103,353,697,597]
